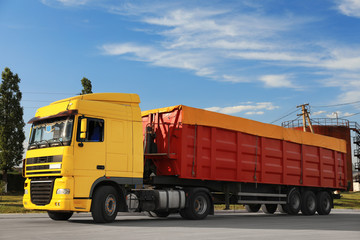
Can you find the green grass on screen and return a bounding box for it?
[334,192,360,209]
[0,193,44,214]
[0,191,359,214]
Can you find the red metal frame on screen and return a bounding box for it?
[143,108,347,190]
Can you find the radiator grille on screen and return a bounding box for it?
[30,179,55,206]
[27,155,62,164]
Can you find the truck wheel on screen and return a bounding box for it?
[316,191,331,215]
[147,211,170,218]
[301,190,317,215]
[47,211,73,221]
[91,186,119,223]
[245,204,261,213]
[284,188,301,215]
[181,191,211,220]
[261,204,277,214]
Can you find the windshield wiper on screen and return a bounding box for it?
[52,139,64,146]
[29,141,40,149]
[39,140,50,147]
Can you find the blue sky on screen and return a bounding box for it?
[1,0,360,152]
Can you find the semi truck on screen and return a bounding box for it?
[22,93,350,223]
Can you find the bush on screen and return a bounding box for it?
[0,173,25,192]
[0,180,5,194]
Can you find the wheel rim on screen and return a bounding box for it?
[194,195,208,215]
[290,194,300,210]
[105,194,116,216]
[307,196,316,211]
[322,196,330,210]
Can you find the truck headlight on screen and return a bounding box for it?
[56,189,70,194]
[49,164,62,169]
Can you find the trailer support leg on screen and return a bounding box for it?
[224,184,230,210]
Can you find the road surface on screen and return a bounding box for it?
[0,209,359,240]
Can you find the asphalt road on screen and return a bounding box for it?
[0,210,359,240]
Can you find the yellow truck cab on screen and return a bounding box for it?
[23,93,144,221]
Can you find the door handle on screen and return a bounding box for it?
[97,165,105,170]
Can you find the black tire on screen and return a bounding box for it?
[261,204,277,214]
[179,209,190,219]
[245,204,261,213]
[91,186,119,223]
[148,211,170,218]
[47,211,73,221]
[316,191,332,215]
[284,188,301,215]
[301,190,317,215]
[180,191,211,220]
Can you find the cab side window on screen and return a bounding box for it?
[77,117,104,142]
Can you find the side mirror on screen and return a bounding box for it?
[80,118,87,139]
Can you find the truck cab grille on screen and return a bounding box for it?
[30,178,55,206]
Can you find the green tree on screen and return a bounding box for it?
[0,67,25,192]
[81,77,93,94]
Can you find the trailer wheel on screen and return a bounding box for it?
[47,211,73,221]
[316,191,332,215]
[180,191,211,220]
[301,190,317,215]
[91,186,119,223]
[262,204,277,214]
[245,204,261,213]
[284,188,301,215]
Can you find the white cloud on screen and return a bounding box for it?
[205,102,278,115]
[319,48,360,71]
[98,4,318,84]
[96,1,360,100]
[320,71,360,103]
[222,75,249,83]
[42,0,360,102]
[343,112,354,117]
[337,90,360,103]
[230,51,317,63]
[259,75,297,88]
[101,43,215,77]
[312,110,326,116]
[326,111,340,118]
[325,111,354,118]
[337,0,360,18]
[245,111,264,115]
[41,0,89,6]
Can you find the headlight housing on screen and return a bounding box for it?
[56,188,70,194]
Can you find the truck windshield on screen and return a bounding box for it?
[28,116,74,149]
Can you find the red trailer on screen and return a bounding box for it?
[142,105,347,217]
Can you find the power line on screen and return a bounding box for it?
[23,92,77,95]
[270,108,299,124]
[344,112,360,118]
[313,100,360,108]
[22,100,51,102]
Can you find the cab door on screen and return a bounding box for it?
[73,116,105,198]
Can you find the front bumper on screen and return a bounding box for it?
[23,177,91,212]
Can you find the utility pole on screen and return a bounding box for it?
[333,112,339,125]
[297,103,314,133]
